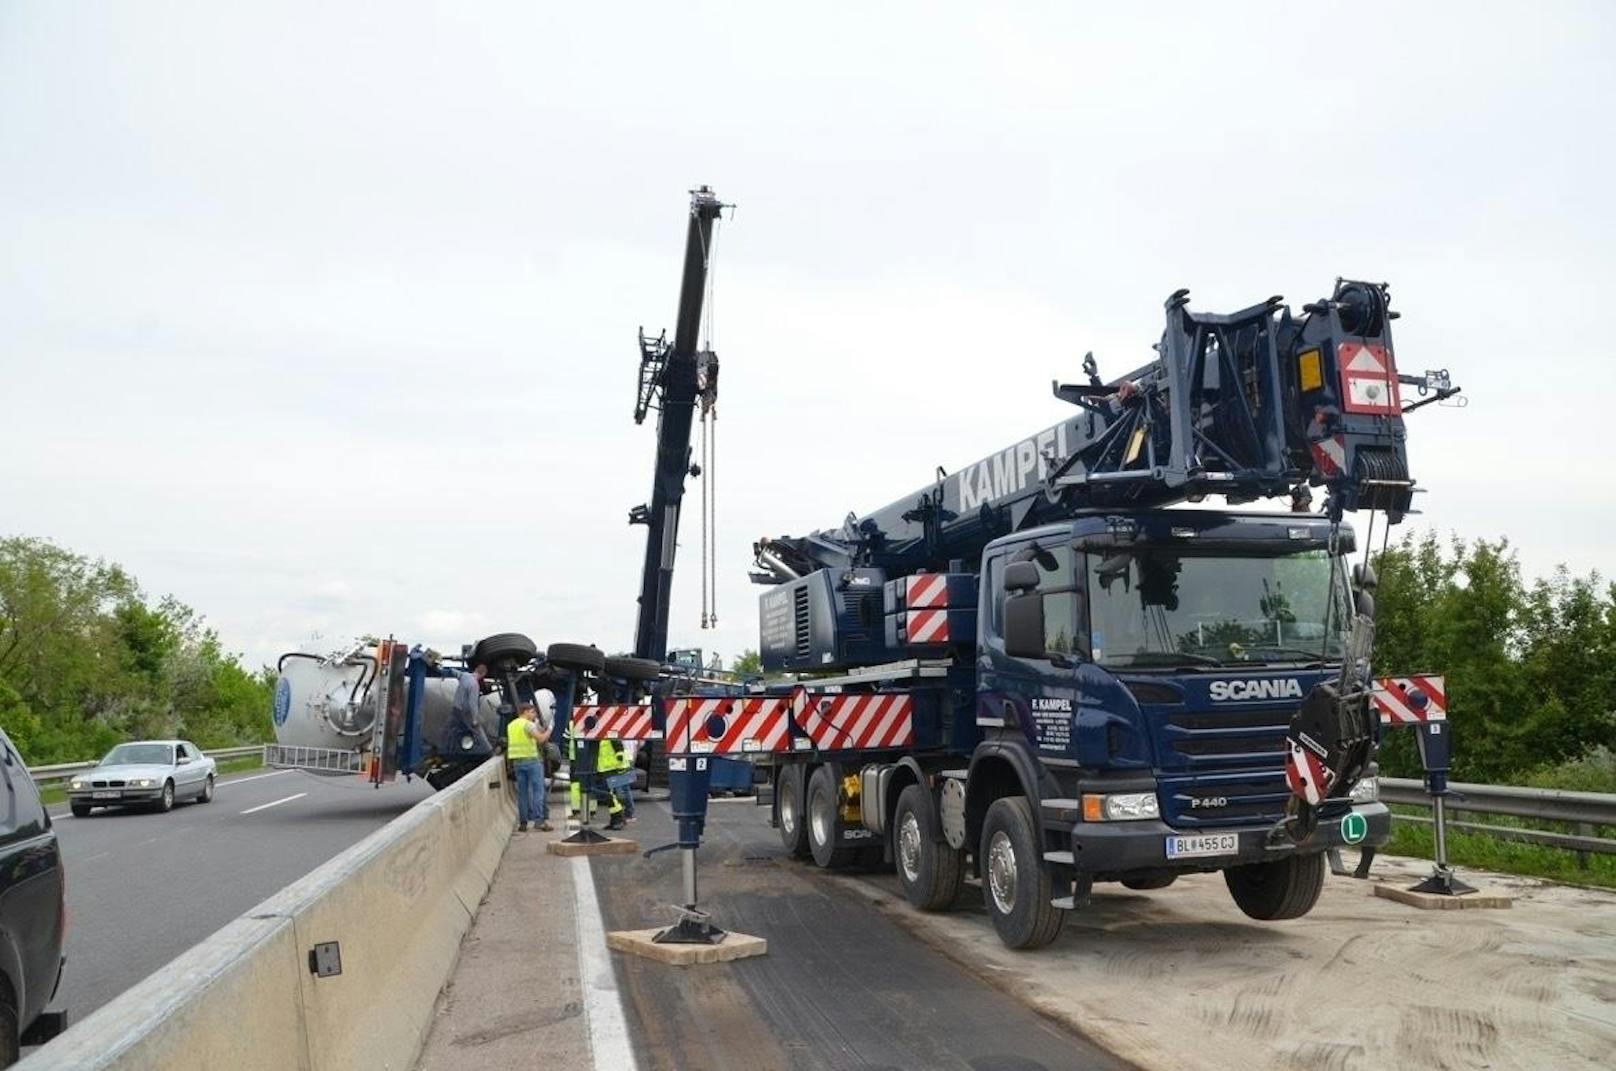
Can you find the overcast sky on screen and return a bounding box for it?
[2,2,1612,671]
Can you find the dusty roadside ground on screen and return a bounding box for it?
[843,853,1615,1071]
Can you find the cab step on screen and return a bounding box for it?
[1043,850,1075,865]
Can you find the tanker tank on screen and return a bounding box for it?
[271,644,498,774]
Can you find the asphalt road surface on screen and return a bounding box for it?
[593,798,1132,1071]
[44,767,433,1027]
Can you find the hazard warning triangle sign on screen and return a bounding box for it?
[1339,342,1401,415]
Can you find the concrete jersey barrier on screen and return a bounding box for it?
[19,758,516,1071]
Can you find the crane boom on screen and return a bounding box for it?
[754,280,1458,583]
[631,187,725,662]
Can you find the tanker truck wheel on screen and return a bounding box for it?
[546,642,605,674]
[776,764,810,858]
[893,784,964,910]
[602,656,661,682]
[1223,853,1325,921]
[472,633,537,669]
[979,796,1065,949]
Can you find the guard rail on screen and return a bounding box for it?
[1380,776,1616,861]
[28,745,267,787]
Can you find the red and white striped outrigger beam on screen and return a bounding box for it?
[1371,675,1446,724]
[569,704,658,740]
[662,688,917,755]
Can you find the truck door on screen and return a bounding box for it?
[979,542,1081,756]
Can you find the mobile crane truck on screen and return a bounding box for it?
[727,280,1460,948]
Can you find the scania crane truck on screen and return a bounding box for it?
[727,280,1459,948]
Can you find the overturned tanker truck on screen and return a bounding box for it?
[269,633,624,790]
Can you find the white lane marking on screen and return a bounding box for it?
[570,856,639,1071]
[240,792,307,815]
[221,770,291,786]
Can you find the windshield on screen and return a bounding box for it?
[1088,546,1350,668]
[102,743,175,766]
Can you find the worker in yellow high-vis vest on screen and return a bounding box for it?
[507,698,552,832]
[596,738,631,831]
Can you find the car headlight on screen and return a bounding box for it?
[133,778,154,788]
[70,779,87,790]
[1082,792,1160,821]
[1348,776,1379,804]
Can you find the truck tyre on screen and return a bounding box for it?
[0,990,19,1069]
[776,765,810,858]
[473,633,538,668]
[1224,852,1326,921]
[602,656,661,682]
[1122,874,1177,891]
[806,765,857,869]
[546,643,605,673]
[893,784,964,910]
[70,801,92,818]
[979,796,1065,949]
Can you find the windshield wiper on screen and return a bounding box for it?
[1235,645,1334,666]
[1107,650,1225,669]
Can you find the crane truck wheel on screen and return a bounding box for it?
[602,656,661,682]
[893,784,964,911]
[979,796,1066,949]
[776,765,810,858]
[472,633,538,669]
[1223,852,1326,921]
[806,765,857,869]
[545,642,605,673]
[1121,874,1177,891]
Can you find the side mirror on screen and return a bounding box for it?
[177,756,190,765]
[1004,561,1040,592]
[1004,590,1046,659]
[1352,563,1378,591]
[1355,590,1375,618]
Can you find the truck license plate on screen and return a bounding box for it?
[1165,833,1239,860]
[92,791,121,800]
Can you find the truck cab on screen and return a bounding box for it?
[976,510,1389,896]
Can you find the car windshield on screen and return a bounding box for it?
[102,743,174,766]
[1087,546,1350,669]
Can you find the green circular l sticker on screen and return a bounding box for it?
[1341,812,1368,845]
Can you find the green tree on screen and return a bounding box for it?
[0,536,271,764]
[1372,533,1616,782]
[730,649,763,676]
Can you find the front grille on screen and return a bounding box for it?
[91,779,126,788]
[1161,772,1290,829]
[1174,735,1287,758]
[1159,707,1292,769]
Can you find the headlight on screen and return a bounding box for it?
[1348,776,1379,804]
[133,778,154,788]
[1082,792,1160,821]
[70,779,87,790]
